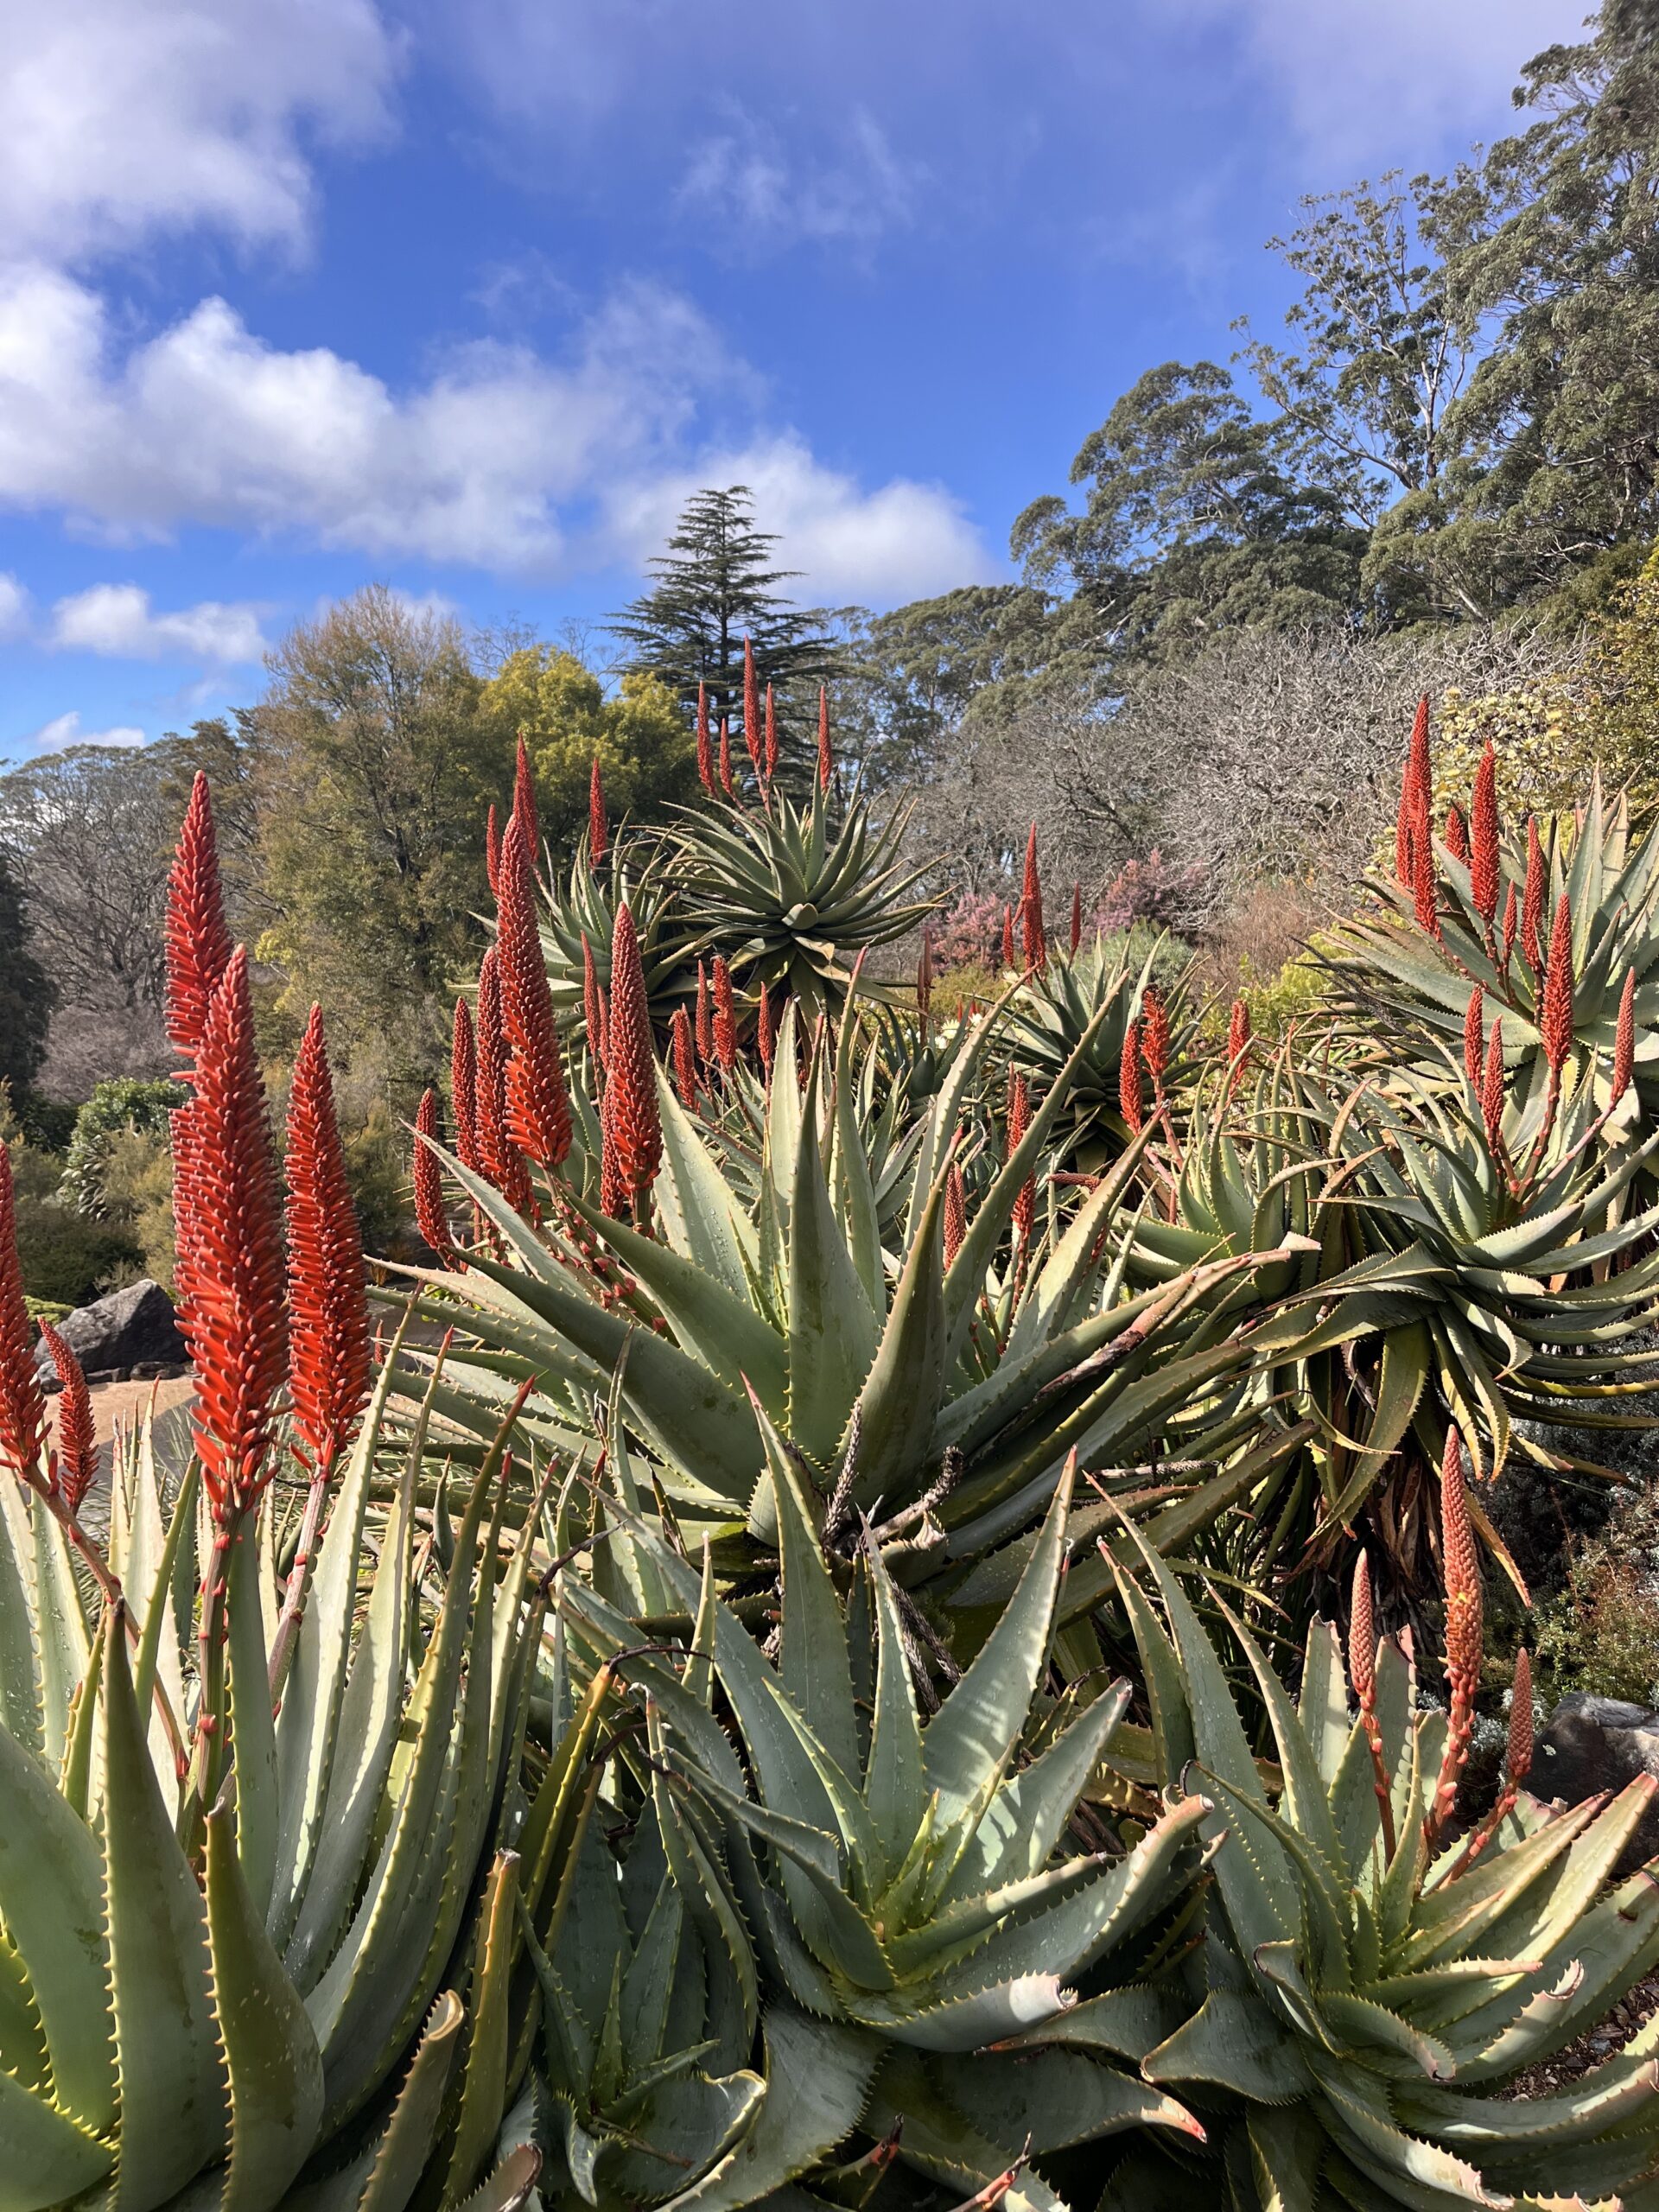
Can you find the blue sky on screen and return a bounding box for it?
[0,0,1585,761]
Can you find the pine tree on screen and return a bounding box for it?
[611,486,839,771]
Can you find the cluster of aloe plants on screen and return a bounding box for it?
[10,690,1659,2212]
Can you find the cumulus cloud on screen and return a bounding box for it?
[0,0,398,261]
[0,572,29,640]
[28,709,146,751]
[0,264,989,602]
[49,583,269,661]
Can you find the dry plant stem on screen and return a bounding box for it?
[267,1449,335,1703]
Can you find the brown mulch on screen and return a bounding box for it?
[1503,1971,1659,2098]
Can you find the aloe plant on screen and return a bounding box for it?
[1002,937,1192,1168]
[1105,1504,1659,2211]
[537,828,681,1037]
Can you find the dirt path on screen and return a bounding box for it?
[48,1373,195,1452]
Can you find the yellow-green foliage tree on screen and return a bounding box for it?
[477,647,695,849]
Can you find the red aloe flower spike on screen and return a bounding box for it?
[1007,1070,1034,1245]
[671,1006,699,1110]
[166,771,234,1065]
[606,902,663,1210]
[917,927,934,1022]
[943,1160,967,1270]
[1395,790,1415,889]
[589,757,609,865]
[475,947,508,1185]
[1445,802,1470,865]
[1613,970,1636,1101]
[513,734,540,867]
[1020,824,1046,973]
[712,957,737,1072]
[413,1089,453,1262]
[757,981,775,1082]
[582,933,608,1072]
[39,1320,95,1514]
[1541,893,1574,1078]
[1471,743,1500,925]
[1464,986,1485,1090]
[1070,882,1083,956]
[718,717,735,799]
[1412,810,1442,938]
[0,1147,47,1490]
[486,804,501,896]
[764,682,778,780]
[1508,1647,1534,1788]
[498,817,573,1169]
[696,682,714,793]
[176,947,289,1516]
[1482,1017,1505,1152]
[286,1005,371,1480]
[742,636,763,779]
[1141,987,1171,1093]
[1407,694,1432,822]
[1349,1551,1395,1855]
[696,960,714,1066]
[1119,1018,1145,1135]
[1429,1427,1483,1843]
[817,685,833,790]
[452,995,480,1173]
[1521,816,1546,972]
[1001,904,1015,969]
[1502,882,1519,968]
[599,1085,625,1218]
[1225,997,1252,1101]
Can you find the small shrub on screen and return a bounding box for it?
[60,1076,183,1216]
[99,1126,178,1290]
[10,1153,142,1306]
[930,960,999,1021]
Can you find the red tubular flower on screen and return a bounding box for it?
[1348,1549,1376,1711]
[817,685,833,791]
[757,981,775,1082]
[1007,1070,1034,1244]
[1141,987,1171,1094]
[1431,1426,1484,1837]
[1482,1018,1505,1151]
[39,1320,95,1514]
[1225,997,1252,1101]
[917,928,934,1021]
[1464,986,1484,1089]
[671,1006,699,1109]
[605,902,663,1206]
[1020,824,1046,973]
[742,636,763,779]
[764,683,778,780]
[582,933,608,1072]
[498,817,573,1168]
[285,1006,370,1480]
[599,1086,625,1218]
[0,1147,47,1489]
[1119,1019,1145,1135]
[1395,791,1415,890]
[1502,883,1519,968]
[712,957,737,1072]
[1070,882,1083,956]
[696,683,714,794]
[1001,904,1015,969]
[696,960,714,1066]
[589,757,609,864]
[1412,813,1442,938]
[1395,699,1430,888]
[943,1160,967,1270]
[1508,1647,1534,1788]
[451,996,480,1173]
[1445,803,1470,865]
[166,771,234,1065]
[1521,817,1546,972]
[175,948,289,1515]
[513,734,540,865]
[1613,970,1636,1101]
[1471,743,1500,925]
[718,718,735,799]
[486,804,501,897]
[413,1089,454,1262]
[1541,893,1574,1078]
[475,948,508,1185]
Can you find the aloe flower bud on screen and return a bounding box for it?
[413,1088,453,1264]
[1471,741,1500,924]
[589,757,608,864]
[38,1320,95,1514]
[286,1006,370,1478]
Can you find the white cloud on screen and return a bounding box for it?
[49,583,268,662]
[0,263,989,601]
[28,709,145,751]
[677,107,922,251]
[0,572,29,640]
[0,0,398,261]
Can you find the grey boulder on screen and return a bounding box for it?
[1535,1692,1659,1876]
[33,1278,188,1385]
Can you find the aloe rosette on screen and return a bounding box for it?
[563,1448,1210,2212]
[1104,1516,1659,2211]
[536,828,682,1038]
[1002,936,1194,1168]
